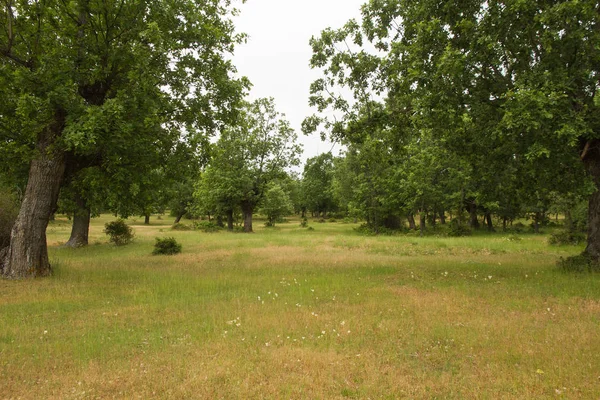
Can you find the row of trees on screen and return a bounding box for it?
[302,0,600,257]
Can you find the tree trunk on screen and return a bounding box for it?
[419,214,426,237]
[1,111,66,278]
[144,214,150,225]
[439,210,446,225]
[65,194,90,248]
[469,202,479,229]
[407,214,416,230]
[534,212,541,234]
[227,209,234,231]
[216,215,224,228]
[485,212,494,232]
[503,216,507,231]
[242,202,254,233]
[174,212,185,224]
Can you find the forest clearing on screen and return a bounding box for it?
[1,215,599,398]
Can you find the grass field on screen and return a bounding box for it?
[1,215,600,399]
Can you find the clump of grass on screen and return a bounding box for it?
[104,219,134,246]
[152,237,182,255]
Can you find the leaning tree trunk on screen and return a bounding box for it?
[1,112,66,278]
[174,212,185,224]
[65,194,90,248]
[242,202,254,233]
[583,140,600,259]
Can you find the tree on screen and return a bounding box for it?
[259,184,293,227]
[197,98,302,233]
[0,0,247,277]
[301,153,337,217]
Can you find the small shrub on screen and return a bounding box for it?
[171,223,192,231]
[558,253,600,273]
[307,227,315,231]
[300,217,308,228]
[193,220,222,233]
[548,230,586,246]
[152,237,182,255]
[328,218,337,223]
[104,219,134,246]
[317,218,326,223]
[448,220,471,237]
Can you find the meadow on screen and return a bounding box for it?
[1,215,600,399]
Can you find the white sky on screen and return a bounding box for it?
[231,0,366,167]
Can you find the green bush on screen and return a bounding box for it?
[558,253,600,273]
[328,218,337,223]
[104,219,135,246]
[447,220,471,237]
[548,230,586,246]
[171,223,192,231]
[300,217,308,228]
[0,190,18,249]
[193,220,222,233]
[152,237,182,255]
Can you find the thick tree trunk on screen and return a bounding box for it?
[469,202,479,229]
[419,214,426,237]
[144,214,150,225]
[407,214,416,230]
[534,212,541,234]
[503,216,507,231]
[1,112,66,278]
[65,195,90,248]
[439,210,446,225]
[242,202,254,233]
[227,209,234,231]
[485,212,494,232]
[583,141,600,259]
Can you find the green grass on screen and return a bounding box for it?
[1,215,599,398]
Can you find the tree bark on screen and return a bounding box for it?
[144,214,150,225]
[226,209,234,231]
[583,141,600,259]
[439,210,446,225]
[534,212,541,234]
[485,212,494,232]
[174,212,185,224]
[65,194,90,248]
[407,214,416,230]
[216,215,224,228]
[419,213,426,237]
[242,202,254,233]
[469,202,479,229]
[1,111,66,278]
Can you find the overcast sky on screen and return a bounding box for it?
[231,0,366,167]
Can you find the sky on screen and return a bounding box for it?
[231,0,366,167]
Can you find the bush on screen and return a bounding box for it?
[328,218,337,223]
[152,237,182,255]
[0,190,18,249]
[558,253,600,273]
[171,223,192,231]
[104,219,135,246]
[447,220,471,237]
[193,220,222,233]
[548,230,586,246]
[300,217,308,228]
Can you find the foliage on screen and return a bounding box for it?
[193,221,223,233]
[171,223,192,231]
[152,237,182,256]
[259,184,293,227]
[559,254,600,273]
[549,230,586,246]
[300,217,308,228]
[447,221,472,237]
[104,220,134,246]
